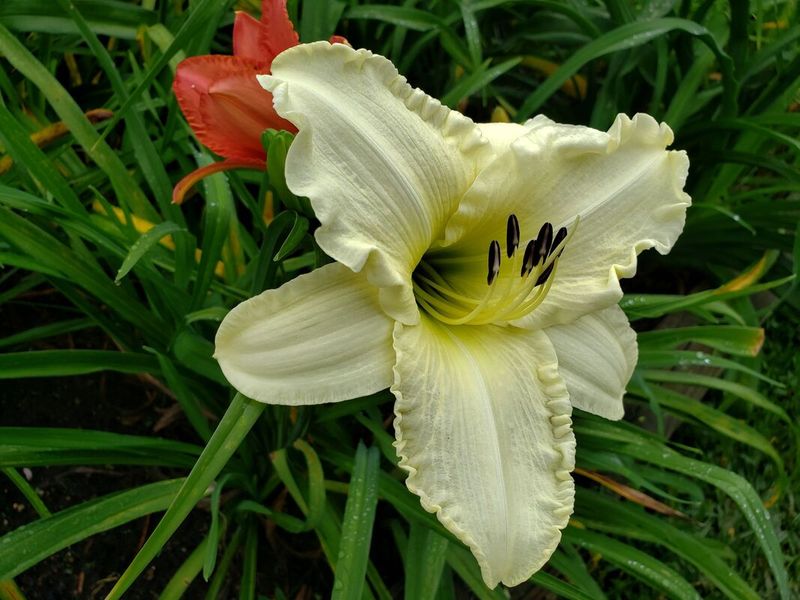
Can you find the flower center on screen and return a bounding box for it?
[412,214,577,325]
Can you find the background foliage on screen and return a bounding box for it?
[0,0,798,598]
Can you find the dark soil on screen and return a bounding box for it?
[0,294,213,599]
[0,371,215,600]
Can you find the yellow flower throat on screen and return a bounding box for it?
[412,215,577,325]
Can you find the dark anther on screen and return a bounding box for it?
[506,214,520,258]
[533,222,553,264]
[487,240,501,285]
[550,226,568,256]
[520,240,536,277]
[536,263,555,286]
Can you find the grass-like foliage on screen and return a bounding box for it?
[0,0,798,598]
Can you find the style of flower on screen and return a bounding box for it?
[214,42,691,587]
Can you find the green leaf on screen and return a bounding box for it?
[251,440,328,533]
[0,350,159,378]
[0,479,183,580]
[273,213,310,261]
[0,318,94,350]
[441,57,521,107]
[517,18,737,120]
[0,23,154,218]
[115,221,186,283]
[205,526,244,600]
[639,369,791,423]
[191,156,234,307]
[404,524,449,600]
[184,307,230,324]
[548,546,607,599]
[576,421,791,599]
[0,0,156,38]
[0,104,83,213]
[0,427,200,468]
[445,545,507,600]
[471,0,601,37]
[54,0,177,216]
[576,489,760,600]
[0,207,169,345]
[563,528,701,600]
[299,0,345,42]
[459,0,483,67]
[250,210,297,294]
[331,443,380,600]
[105,394,265,599]
[630,382,787,491]
[159,535,208,600]
[620,277,794,320]
[240,522,258,600]
[292,439,327,531]
[172,329,227,386]
[98,0,230,144]
[637,325,764,356]
[529,571,599,600]
[265,131,295,203]
[345,5,445,31]
[0,427,199,454]
[2,467,50,518]
[202,474,239,580]
[637,350,783,386]
[152,352,213,441]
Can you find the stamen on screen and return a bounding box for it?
[498,237,562,318]
[503,261,561,320]
[533,222,553,264]
[535,263,555,286]
[535,225,566,285]
[413,283,468,317]
[487,240,501,285]
[497,218,578,319]
[550,226,567,257]
[506,214,520,258]
[414,272,480,305]
[412,216,578,326]
[520,240,536,277]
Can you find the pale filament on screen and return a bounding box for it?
[413,216,578,326]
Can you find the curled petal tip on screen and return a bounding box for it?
[233,10,271,62]
[259,0,300,54]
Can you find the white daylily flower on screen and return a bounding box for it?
[214,41,690,587]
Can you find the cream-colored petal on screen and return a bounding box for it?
[439,113,690,328]
[476,121,531,156]
[392,316,575,588]
[260,42,489,324]
[544,304,637,420]
[475,116,558,158]
[214,263,394,405]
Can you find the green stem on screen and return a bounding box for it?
[105,394,265,599]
